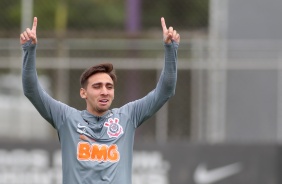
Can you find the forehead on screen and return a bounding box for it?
[88,72,113,84]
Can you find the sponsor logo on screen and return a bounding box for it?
[77,142,120,162]
[77,123,87,129]
[104,118,123,138]
[194,162,242,184]
[77,123,93,138]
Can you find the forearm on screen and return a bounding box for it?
[22,41,38,95]
[21,41,54,124]
[156,41,179,98]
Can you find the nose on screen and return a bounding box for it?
[100,86,108,95]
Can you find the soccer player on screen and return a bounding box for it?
[20,17,180,184]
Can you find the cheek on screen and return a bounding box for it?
[112,90,115,99]
[88,91,100,99]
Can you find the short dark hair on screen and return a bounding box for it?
[80,63,117,88]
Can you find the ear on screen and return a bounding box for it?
[80,88,87,99]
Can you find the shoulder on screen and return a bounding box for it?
[111,103,134,115]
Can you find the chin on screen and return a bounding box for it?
[98,107,110,113]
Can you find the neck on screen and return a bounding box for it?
[87,108,108,117]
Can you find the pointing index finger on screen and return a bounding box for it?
[32,17,37,32]
[161,17,167,33]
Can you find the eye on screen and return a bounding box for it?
[107,85,114,90]
[92,84,100,89]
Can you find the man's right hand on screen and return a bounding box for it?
[20,17,38,45]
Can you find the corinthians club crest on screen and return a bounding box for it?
[104,118,123,138]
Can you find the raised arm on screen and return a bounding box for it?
[21,17,67,130]
[126,17,180,127]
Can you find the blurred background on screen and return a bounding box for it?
[0,0,282,183]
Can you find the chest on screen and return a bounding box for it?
[60,113,134,144]
[59,114,134,163]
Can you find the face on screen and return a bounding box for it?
[80,73,114,116]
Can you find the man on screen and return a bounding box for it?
[20,17,180,184]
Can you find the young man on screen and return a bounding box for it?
[20,17,180,184]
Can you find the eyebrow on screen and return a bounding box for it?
[91,82,114,86]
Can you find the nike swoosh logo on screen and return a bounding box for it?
[77,123,87,129]
[194,162,242,184]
